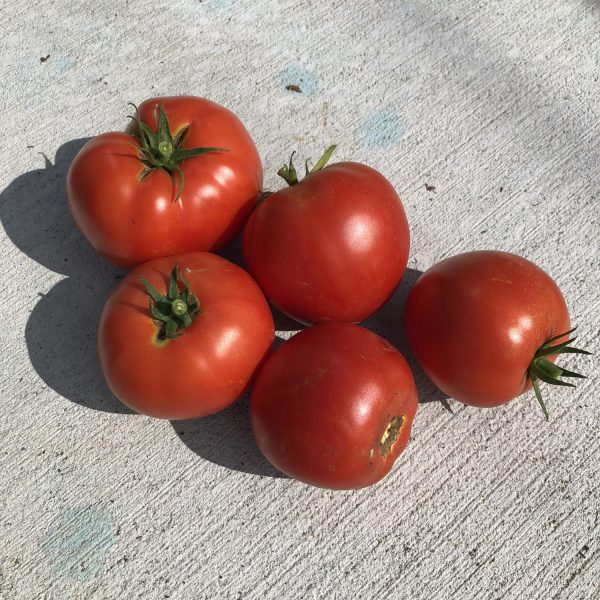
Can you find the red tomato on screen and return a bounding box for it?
[404,251,590,415]
[98,252,274,419]
[68,96,262,269]
[250,323,418,489]
[242,148,410,324]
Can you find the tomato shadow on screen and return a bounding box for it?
[171,390,286,478]
[364,267,453,412]
[0,138,104,276]
[0,137,132,414]
[25,273,133,413]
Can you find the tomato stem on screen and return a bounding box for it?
[141,265,201,341]
[128,103,228,201]
[171,298,188,317]
[158,140,173,159]
[277,145,337,186]
[310,145,337,173]
[526,327,592,419]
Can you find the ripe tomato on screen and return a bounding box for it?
[98,252,274,419]
[404,251,590,416]
[250,323,418,489]
[242,147,410,324]
[68,96,262,269]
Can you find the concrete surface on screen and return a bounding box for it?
[1,0,599,598]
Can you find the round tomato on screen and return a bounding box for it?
[242,147,410,324]
[98,252,274,419]
[404,251,590,416]
[68,96,262,269]
[250,323,418,489]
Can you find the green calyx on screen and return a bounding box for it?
[527,327,592,420]
[141,265,200,342]
[277,144,337,186]
[129,103,227,201]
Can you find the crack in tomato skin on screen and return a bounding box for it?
[379,415,405,458]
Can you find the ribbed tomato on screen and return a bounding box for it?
[68,96,262,269]
[98,252,274,419]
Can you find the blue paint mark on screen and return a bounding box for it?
[44,507,116,581]
[199,0,239,16]
[278,66,318,96]
[52,56,74,75]
[354,109,405,149]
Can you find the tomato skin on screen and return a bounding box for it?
[250,323,418,489]
[98,252,274,420]
[242,162,410,324]
[404,251,571,408]
[67,96,262,269]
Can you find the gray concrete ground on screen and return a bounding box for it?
[1,1,599,598]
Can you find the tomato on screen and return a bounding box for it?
[242,147,410,324]
[67,96,262,269]
[250,323,418,489]
[404,250,590,416]
[98,252,274,419]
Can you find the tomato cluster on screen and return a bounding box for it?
[67,96,590,490]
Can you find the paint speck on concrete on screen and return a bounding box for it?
[52,56,74,75]
[43,507,115,581]
[279,66,318,96]
[354,109,405,149]
[199,0,239,16]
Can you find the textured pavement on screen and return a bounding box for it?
[1,1,599,598]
